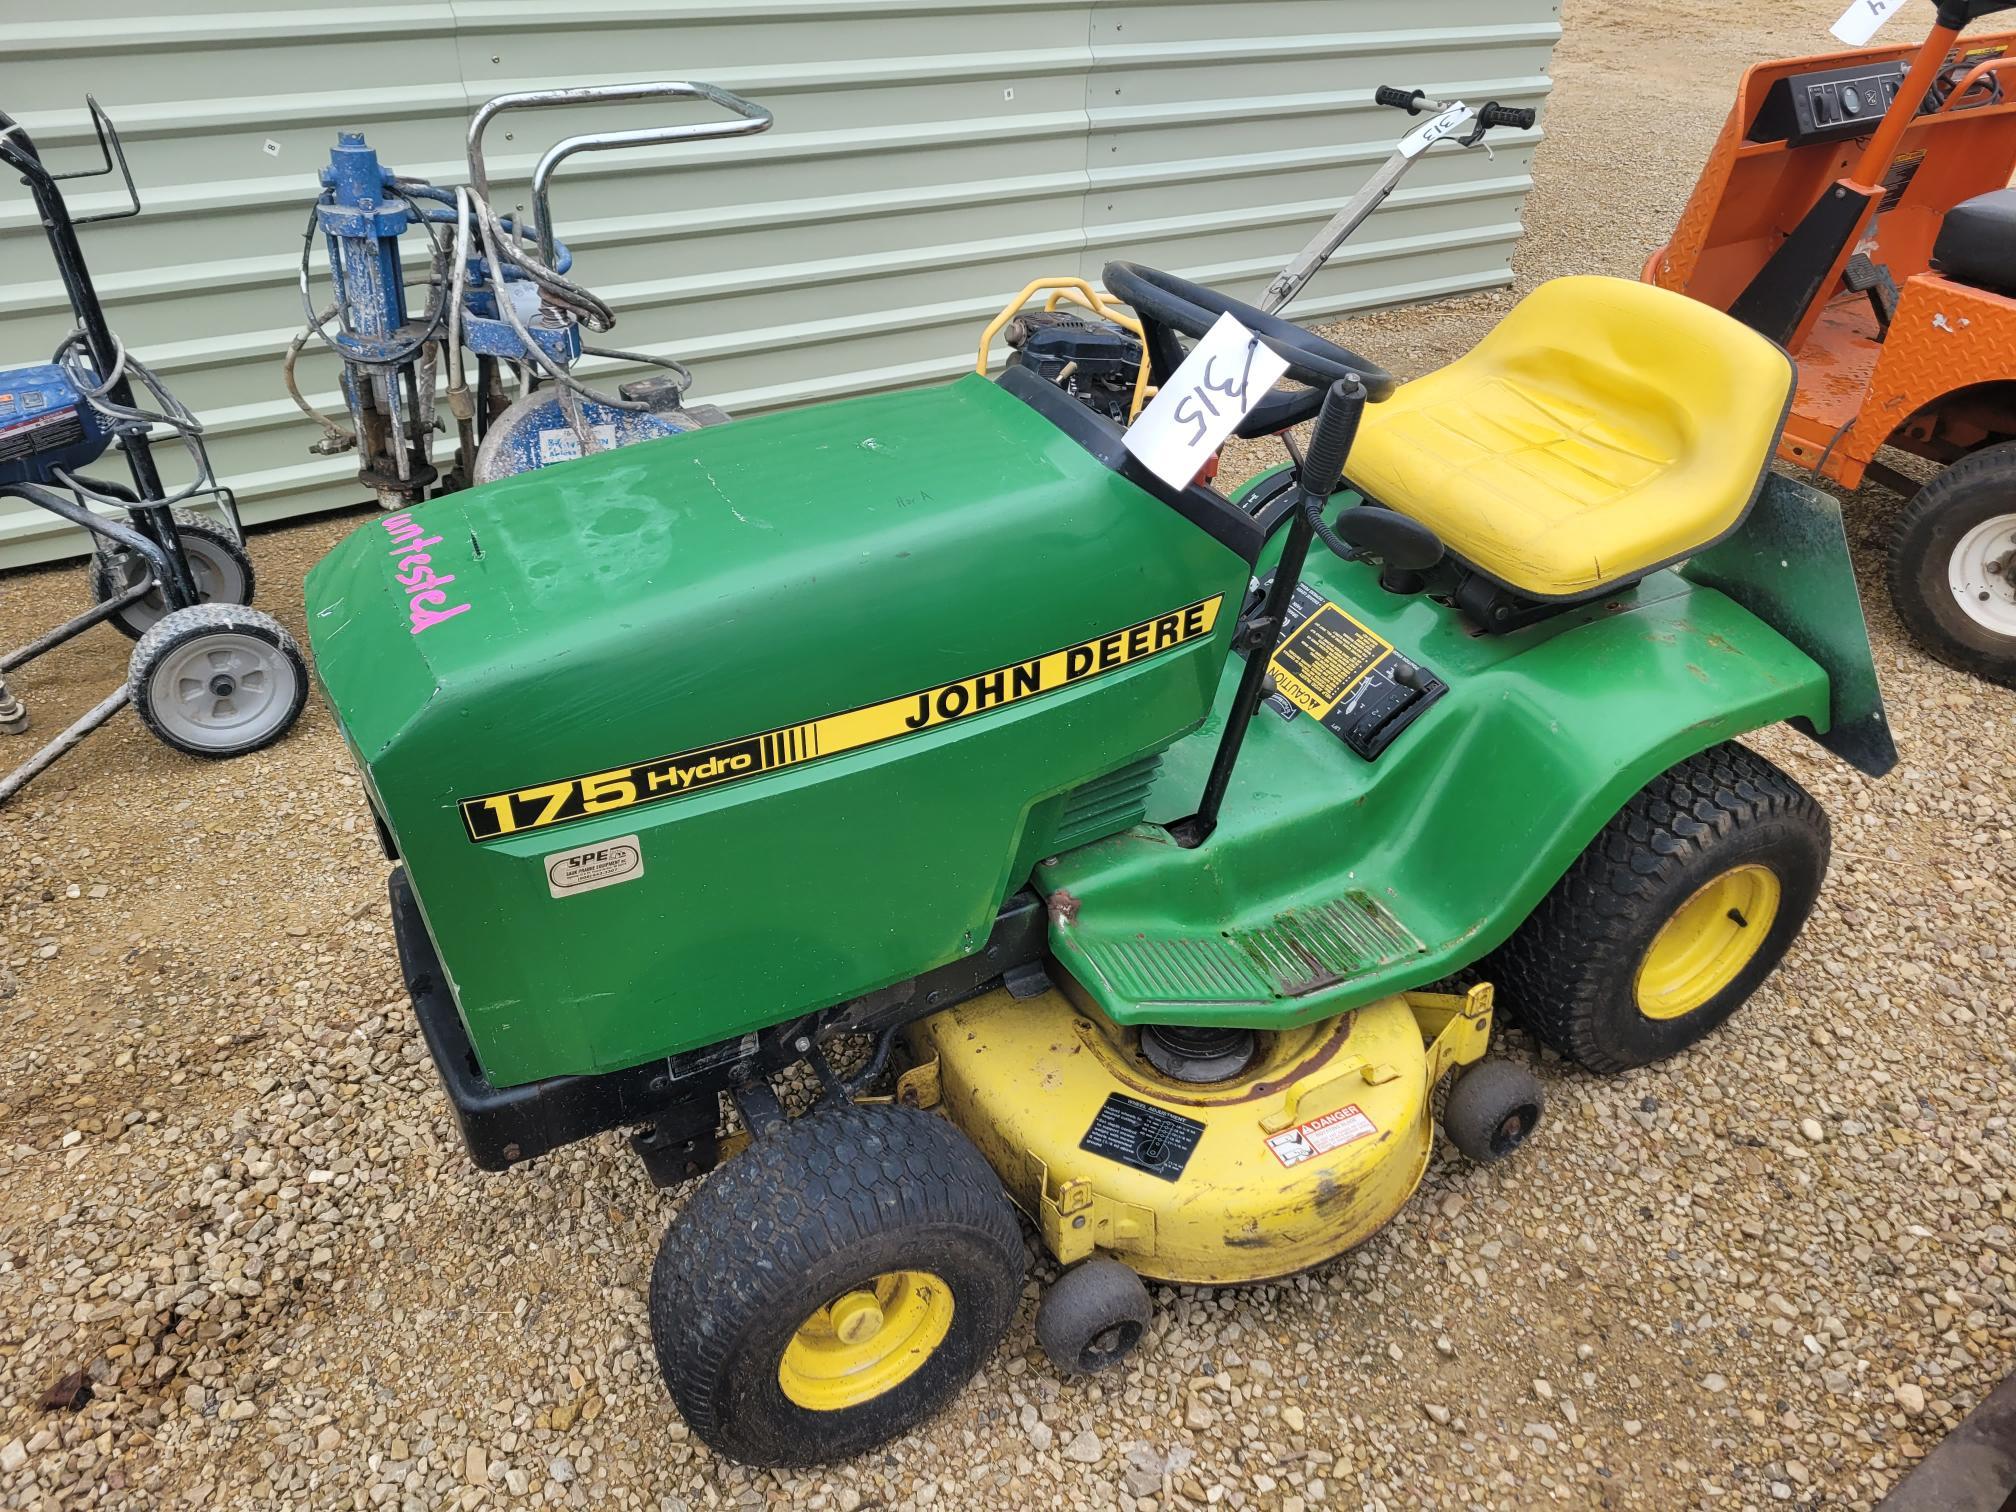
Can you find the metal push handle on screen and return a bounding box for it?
[465,82,773,263]
[1373,86,1535,133]
[0,97,142,222]
[1476,101,1538,131]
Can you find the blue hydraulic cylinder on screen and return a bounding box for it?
[316,131,415,363]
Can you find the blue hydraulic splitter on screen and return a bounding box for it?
[290,82,772,507]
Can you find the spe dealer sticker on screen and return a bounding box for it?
[544,835,644,899]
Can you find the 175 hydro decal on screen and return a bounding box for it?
[460,596,1224,841]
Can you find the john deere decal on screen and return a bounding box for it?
[460,596,1223,841]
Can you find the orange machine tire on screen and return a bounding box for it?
[1887,443,2016,686]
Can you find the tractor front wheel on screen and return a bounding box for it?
[1887,442,2016,688]
[1484,743,1828,1075]
[649,1102,1025,1467]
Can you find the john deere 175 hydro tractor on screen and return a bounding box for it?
[305,104,1895,1463]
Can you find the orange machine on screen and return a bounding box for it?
[1647,0,2016,685]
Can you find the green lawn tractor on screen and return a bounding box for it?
[305,243,1895,1464]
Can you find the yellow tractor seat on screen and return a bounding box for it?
[1345,276,1796,602]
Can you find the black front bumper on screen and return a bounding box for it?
[390,867,701,1170]
[389,867,1049,1173]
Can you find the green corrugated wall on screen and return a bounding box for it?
[0,0,1558,565]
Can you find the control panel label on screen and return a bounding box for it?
[1261,580,1446,761]
[1269,600,1395,718]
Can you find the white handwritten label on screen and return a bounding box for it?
[1399,102,1471,159]
[1121,311,1292,490]
[1832,0,1913,46]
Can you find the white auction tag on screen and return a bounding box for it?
[1832,0,1913,46]
[1399,102,1471,159]
[1121,311,1292,490]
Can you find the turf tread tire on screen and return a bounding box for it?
[1886,444,2016,687]
[1483,742,1828,1075]
[649,1103,1024,1468]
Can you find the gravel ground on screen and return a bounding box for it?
[4,0,2015,1507]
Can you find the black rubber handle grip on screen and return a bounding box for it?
[1300,378,1368,499]
[1375,86,1425,114]
[1478,102,1538,130]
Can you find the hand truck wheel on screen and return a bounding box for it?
[90,508,254,640]
[126,604,307,759]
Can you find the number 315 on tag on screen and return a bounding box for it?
[1122,311,1291,490]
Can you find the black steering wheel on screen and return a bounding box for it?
[1102,262,1397,436]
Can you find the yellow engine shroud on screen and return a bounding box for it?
[908,983,1495,1285]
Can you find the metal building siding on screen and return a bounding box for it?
[0,0,1557,566]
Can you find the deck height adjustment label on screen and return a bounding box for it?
[1080,1093,1206,1183]
[461,595,1223,841]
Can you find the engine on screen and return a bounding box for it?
[1004,312,1145,424]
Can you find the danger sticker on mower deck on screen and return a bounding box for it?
[1266,1105,1377,1168]
[458,595,1224,842]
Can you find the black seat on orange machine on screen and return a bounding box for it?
[1933,189,2016,296]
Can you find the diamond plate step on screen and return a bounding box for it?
[1067,891,1425,1009]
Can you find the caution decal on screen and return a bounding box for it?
[1267,600,1394,720]
[460,595,1224,841]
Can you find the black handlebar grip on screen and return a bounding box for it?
[1375,85,1425,114]
[1479,102,1538,131]
[1300,378,1368,500]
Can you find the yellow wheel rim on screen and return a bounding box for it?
[1635,864,1781,1020]
[777,1271,954,1412]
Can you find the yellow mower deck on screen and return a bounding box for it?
[907,981,1495,1285]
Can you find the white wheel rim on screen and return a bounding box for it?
[1949,511,2016,636]
[106,534,247,628]
[147,632,297,749]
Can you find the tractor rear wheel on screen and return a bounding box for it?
[649,1101,1025,1467]
[1483,743,1828,1074]
[1887,443,2016,688]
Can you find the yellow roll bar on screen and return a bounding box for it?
[975,277,1155,422]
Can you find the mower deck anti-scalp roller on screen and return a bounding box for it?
[305,80,1895,1468]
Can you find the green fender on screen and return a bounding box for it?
[1040,472,1889,1029]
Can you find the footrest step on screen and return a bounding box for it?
[1069,890,1424,1009]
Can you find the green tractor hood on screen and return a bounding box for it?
[305,374,1250,1086]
